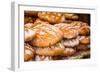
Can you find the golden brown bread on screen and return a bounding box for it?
[62,37,79,47]
[79,36,90,44]
[64,13,79,20]
[35,42,65,56]
[62,48,76,56]
[25,19,49,29]
[24,28,36,42]
[55,23,79,39]
[30,24,63,47]
[24,43,35,61]
[78,25,90,35]
[38,12,65,24]
[33,18,49,25]
[34,42,75,56]
[70,21,90,35]
[24,11,90,61]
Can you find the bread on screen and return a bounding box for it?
[38,12,65,23]
[25,19,50,29]
[78,25,90,35]
[62,48,76,56]
[70,21,90,35]
[35,42,75,56]
[55,23,79,39]
[30,24,63,47]
[64,13,79,20]
[35,43,65,56]
[24,11,90,61]
[62,37,79,47]
[24,43,35,61]
[24,28,36,42]
[79,36,90,44]
[33,18,49,25]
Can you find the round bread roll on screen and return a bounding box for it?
[79,36,90,44]
[63,28,78,39]
[24,23,35,28]
[33,18,49,25]
[55,23,79,39]
[30,24,63,47]
[78,25,90,35]
[38,12,65,24]
[24,28,36,42]
[64,13,79,20]
[70,21,90,35]
[24,43,35,61]
[35,43,65,56]
[70,21,88,27]
[62,48,76,56]
[35,42,75,56]
[70,21,82,28]
[25,19,49,29]
[62,37,79,47]
[24,49,33,61]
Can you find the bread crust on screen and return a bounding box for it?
[30,24,63,47]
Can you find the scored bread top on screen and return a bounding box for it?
[30,23,63,47]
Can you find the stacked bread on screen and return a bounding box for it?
[24,11,90,61]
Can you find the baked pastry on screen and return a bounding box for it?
[64,13,79,20]
[33,18,49,25]
[30,24,63,47]
[38,12,65,24]
[70,21,90,35]
[62,48,76,56]
[24,28,36,42]
[24,43,35,61]
[24,11,90,61]
[55,23,79,39]
[35,42,75,56]
[79,36,90,44]
[70,21,88,27]
[25,19,49,28]
[62,37,79,47]
[35,42,64,56]
[78,25,90,35]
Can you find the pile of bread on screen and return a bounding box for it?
[24,11,90,61]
